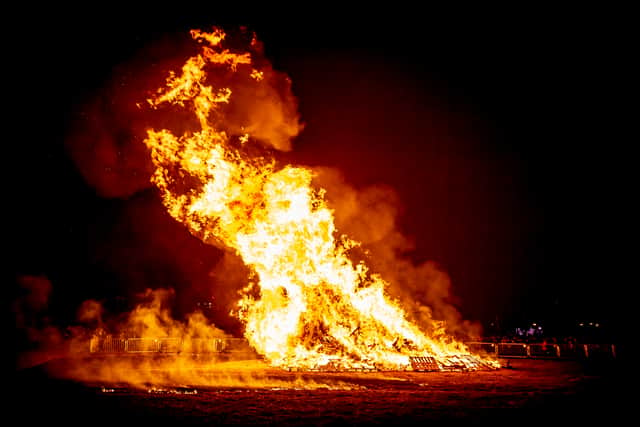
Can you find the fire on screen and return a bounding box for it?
[143,27,497,371]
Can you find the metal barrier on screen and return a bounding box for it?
[89,337,617,360]
[125,338,160,353]
[90,336,127,353]
[528,343,560,358]
[89,336,251,354]
[465,342,617,360]
[497,343,529,358]
[557,343,584,359]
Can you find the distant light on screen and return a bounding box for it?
[595,323,600,327]
[579,323,584,327]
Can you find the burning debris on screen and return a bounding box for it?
[147,387,198,395]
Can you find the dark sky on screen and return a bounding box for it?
[10,7,629,339]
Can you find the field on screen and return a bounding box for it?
[10,357,628,426]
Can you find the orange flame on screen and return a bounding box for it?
[143,27,497,371]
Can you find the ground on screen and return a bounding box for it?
[10,357,628,426]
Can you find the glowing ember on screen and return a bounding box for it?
[143,27,498,371]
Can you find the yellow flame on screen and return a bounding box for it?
[143,27,497,371]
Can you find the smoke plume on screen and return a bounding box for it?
[312,167,481,339]
[66,29,302,199]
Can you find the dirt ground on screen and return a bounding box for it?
[10,357,629,426]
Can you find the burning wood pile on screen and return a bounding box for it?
[136,26,500,373]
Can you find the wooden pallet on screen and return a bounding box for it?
[409,356,440,371]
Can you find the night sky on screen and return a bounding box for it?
[10,7,628,341]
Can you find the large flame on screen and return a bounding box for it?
[143,27,495,371]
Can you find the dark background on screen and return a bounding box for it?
[9,6,630,343]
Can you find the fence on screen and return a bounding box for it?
[89,337,617,360]
[465,342,618,360]
[89,336,251,355]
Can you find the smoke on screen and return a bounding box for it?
[208,251,254,331]
[64,57,163,198]
[14,280,236,374]
[13,275,81,369]
[65,28,302,199]
[12,281,366,390]
[14,275,52,316]
[42,289,367,389]
[76,299,103,326]
[223,67,302,152]
[312,167,482,340]
[13,275,60,347]
[28,287,368,390]
[55,357,365,390]
[220,35,303,151]
[119,288,227,339]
